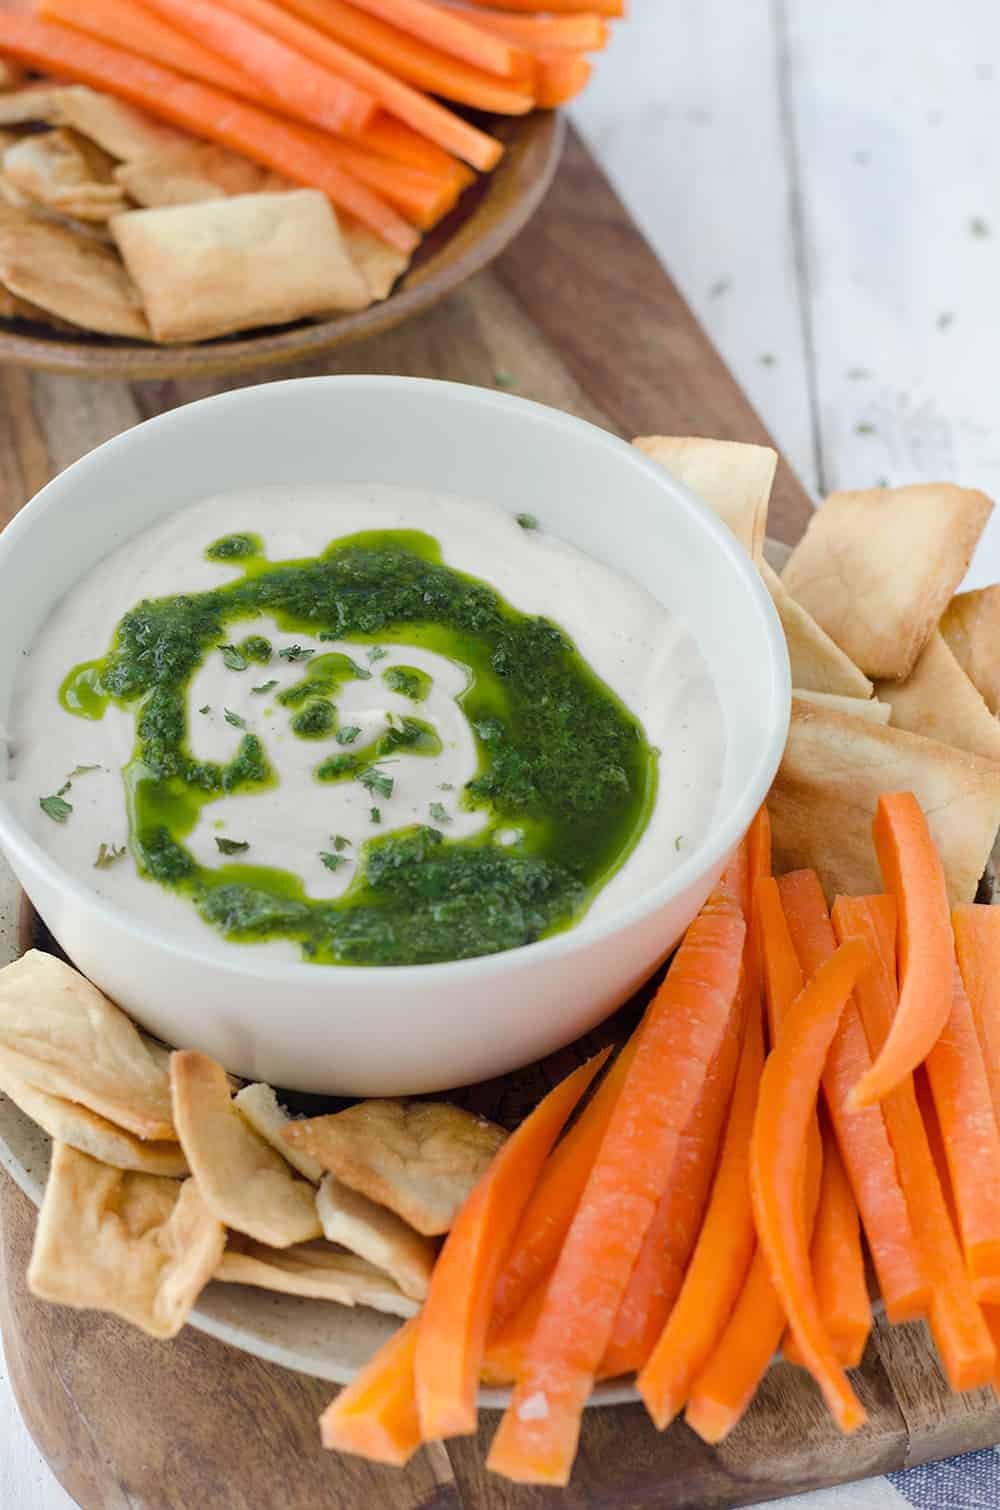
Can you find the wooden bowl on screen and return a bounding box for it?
[0,110,565,380]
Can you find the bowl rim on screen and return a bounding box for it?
[0,375,792,983]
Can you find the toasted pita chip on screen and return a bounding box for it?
[55,86,190,163]
[28,1144,223,1338]
[0,280,78,329]
[760,560,874,697]
[877,631,1000,761]
[782,484,993,680]
[341,217,410,303]
[234,1081,325,1184]
[283,1100,506,1237]
[0,1067,187,1176]
[0,174,115,245]
[941,587,1000,717]
[793,689,891,723]
[112,190,370,343]
[632,436,775,561]
[3,129,126,223]
[0,213,149,337]
[0,85,68,128]
[216,1236,418,1318]
[171,1051,321,1247]
[771,698,1000,904]
[115,140,289,208]
[316,1172,434,1301]
[0,951,174,1140]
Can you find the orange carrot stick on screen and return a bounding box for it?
[599,981,745,1378]
[140,0,376,136]
[638,993,765,1429]
[833,894,996,1391]
[487,866,746,1485]
[242,0,523,156]
[38,0,255,94]
[481,1283,546,1386]
[360,114,469,180]
[777,870,926,1324]
[348,0,529,78]
[953,904,1000,1129]
[461,0,624,15]
[490,1036,639,1333]
[750,938,871,1433]
[534,50,591,107]
[320,1317,422,1465]
[0,14,419,251]
[757,874,804,1042]
[416,1049,611,1440]
[850,792,953,1108]
[451,8,609,52]
[298,133,461,226]
[798,1126,871,1367]
[923,963,1000,1303]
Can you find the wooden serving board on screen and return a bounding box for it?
[3,127,999,1509]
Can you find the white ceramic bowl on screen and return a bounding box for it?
[0,378,790,1094]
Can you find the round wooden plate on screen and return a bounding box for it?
[0,111,564,381]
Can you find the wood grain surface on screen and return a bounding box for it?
[2,129,990,1510]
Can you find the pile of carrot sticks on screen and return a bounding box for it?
[322,790,1000,1485]
[0,0,623,254]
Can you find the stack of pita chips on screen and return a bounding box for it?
[0,82,410,342]
[634,436,1000,904]
[0,949,505,1339]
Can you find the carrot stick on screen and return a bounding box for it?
[750,938,871,1433]
[320,1317,422,1465]
[953,904,1000,1130]
[777,870,927,1324]
[833,894,996,1391]
[486,866,746,1485]
[850,792,953,1108]
[792,1126,871,1368]
[245,0,523,154]
[685,1131,822,1443]
[461,0,624,15]
[415,1049,611,1440]
[138,0,376,136]
[38,0,254,94]
[599,981,745,1378]
[348,0,530,78]
[298,133,461,227]
[742,805,772,1015]
[360,114,470,180]
[450,8,609,52]
[481,1283,546,1386]
[757,875,804,1043]
[490,1036,639,1333]
[0,14,419,250]
[534,50,591,107]
[923,963,1000,1303]
[638,993,765,1429]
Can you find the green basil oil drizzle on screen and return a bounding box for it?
[59,530,658,966]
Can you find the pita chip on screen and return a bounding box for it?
[171,1051,322,1247]
[112,190,370,343]
[55,86,191,163]
[3,129,126,223]
[0,951,174,1140]
[0,85,69,128]
[316,1172,435,1301]
[216,1236,418,1318]
[0,1068,187,1176]
[341,217,409,303]
[632,435,775,561]
[941,587,1000,717]
[0,282,78,330]
[234,1081,325,1184]
[760,560,874,697]
[877,631,1000,762]
[782,484,993,680]
[283,1100,506,1236]
[771,698,1000,904]
[114,140,289,209]
[792,688,891,723]
[28,1144,223,1339]
[0,213,149,337]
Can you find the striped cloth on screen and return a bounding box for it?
[752,1446,1000,1509]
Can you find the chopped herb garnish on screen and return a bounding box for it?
[319,851,348,872]
[370,806,381,824]
[759,352,777,367]
[970,215,991,238]
[240,635,272,664]
[429,801,451,824]
[251,680,277,695]
[708,277,731,298]
[336,725,361,745]
[68,763,101,778]
[40,793,72,823]
[367,645,387,663]
[279,644,314,662]
[516,512,538,531]
[224,708,247,730]
[855,421,877,435]
[439,781,454,791]
[359,766,394,799]
[215,836,250,855]
[674,835,683,851]
[493,371,518,389]
[220,644,248,671]
[94,842,126,869]
[333,834,350,852]
[55,780,72,797]
[199,705,211,715]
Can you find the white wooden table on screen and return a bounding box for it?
[5,2,1000,1503]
